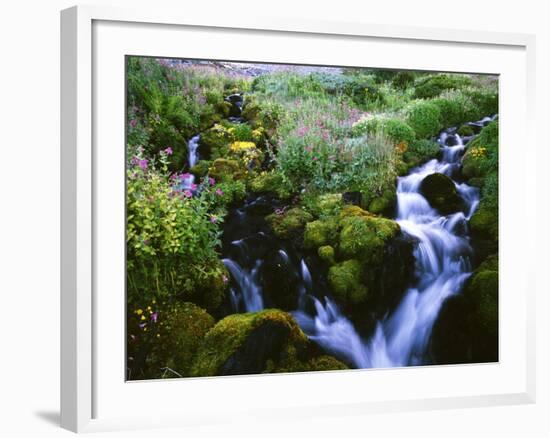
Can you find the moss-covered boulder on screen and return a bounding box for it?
[461,121,498,180]
[304,193,344,218]
[419,172,464,215]
[248,171,292,199]
[318,245,336,266]
[431,254,498,364]
[199,123,234,159]
[328,259,368,305]
[190,309,347,376]
[208,158,244,182]
[189,159,212,178]
[150,302,215,377]
[339,215,400,264]
[457,124,475,137]
[266,207,313,240]
[303,219,338,249]
[367,189,397,216]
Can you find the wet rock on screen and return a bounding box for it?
[419,172,464,215]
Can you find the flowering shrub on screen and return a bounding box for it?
[127,148,226,306]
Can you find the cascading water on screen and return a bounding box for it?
[216,99,492,369]
[179,134,201,190]
[293,118,494,369]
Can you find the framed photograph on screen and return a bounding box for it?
[61,5,536,433]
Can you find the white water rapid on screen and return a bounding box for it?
[294,125,483,368]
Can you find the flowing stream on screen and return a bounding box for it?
[193,94,494,369]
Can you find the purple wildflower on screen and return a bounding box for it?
[208,177,216,185]
[139,323,147,329]
[129,119,137,128]
[215,188,224,196]
[138,159,148,170]
[164,146,173,155]
[210,216,218,224]
[183,190,192,198]
[150,312,158,323]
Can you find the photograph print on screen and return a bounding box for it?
[126,57,499,380]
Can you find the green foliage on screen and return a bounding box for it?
[406,101,442,138]
[126,58,246,169]
[128,302,215,379]
[318,245,336,266]
[328,259,367,305]
[303,219,339,249]
[190,309,311,376]
[338,215,400,264]
[462,121,499,179]
[391,71,416,89]
[413,74,473,99]
[126,149,228,308]
[266,208,314,240]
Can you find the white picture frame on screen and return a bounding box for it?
[60,4,537,433]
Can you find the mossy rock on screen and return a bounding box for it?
[190,309,339,376]
[248,171,292,199]
[189,160,212,178]
[178,259,229,313]
[266,208,313,240]
[431,255,499,364]
[339,205,375,220]
[208,158,244,182]
[470,205,498,243]
[419,172,464,215]
[303,219,338,249]
[457,125,475,137]
[304,193,343,218]
[328,259,368,305]
[367,189,396,216]
[199,124,234,159]
[338,215,400,265]
[464,270,498,338]
[304,355,348,372]
[318,245,336,266]
[150,302,215,377]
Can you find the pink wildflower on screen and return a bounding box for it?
[138,159,148,170]
[164,146,173,155]
[215,188,224,196]
[183,190,192,198]
[210,216,218,224]
[129,119,137,128]
[208,177,216,185]
[150,312,158,323]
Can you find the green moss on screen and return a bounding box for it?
[305,355,348,371]
[464,270,498,338]
[470,205,498,242]
[266,208,314,240]
[303,220,338,249]
[339,215,400,264]
[368,189,396,215]
[328,259,368,305]
[303,193,343,218]
[419,172,463,215]
[406,101,442,139]
[151,302,215,377]
[189,160,212,178]
[339,205,374,219]
[462,121,499,180]
[200,123,234,159]
[248,171,292,199]
[457,125,475,137]
[318,245,336,266]
[208,158,244,182]
[190,309,308,376]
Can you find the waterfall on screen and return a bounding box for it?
[295,122,482,369]
[220,117,488,370]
